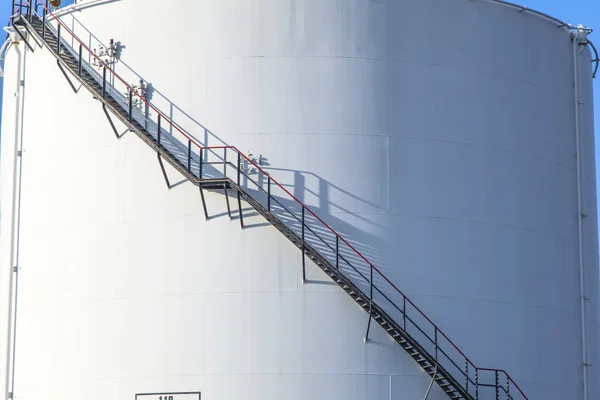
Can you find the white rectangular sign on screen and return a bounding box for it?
[136,392,201,400]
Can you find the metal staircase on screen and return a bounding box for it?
[10,2,528,399]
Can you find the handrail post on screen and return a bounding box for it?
[364,264,374,342]
[237,152,241,186]
[102,67,106,98]
[370,264,373,307]
[402,296,407,330]
[27,0,32,21]
[128,88,133,122]
[465,361,469,393]
[199,146,203,179]
[42,1,48,39]
[56,23,61,53]
[495,370,499,400]
[475,368,479,400]
[335,236,339,270]
[223,148,227,177]
[187,139,192,172]
[267,177,271,211]
[434,328,438,361]
[157,114,161,148]
[78,44,82,76]
[301,207,306,284]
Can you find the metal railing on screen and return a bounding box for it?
[15,1,529,398]
[481,0,587,31]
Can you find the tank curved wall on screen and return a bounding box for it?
[1,0,598,399]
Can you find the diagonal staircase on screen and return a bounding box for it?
[10,2,529,399]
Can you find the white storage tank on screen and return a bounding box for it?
[1,0,598,399]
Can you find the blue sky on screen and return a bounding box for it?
[1,0,599,198]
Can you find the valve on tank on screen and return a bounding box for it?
[92,38,119,70]
[125,79,148,109]
[107,38,118,58]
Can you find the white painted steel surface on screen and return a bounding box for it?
[1,0,599,399]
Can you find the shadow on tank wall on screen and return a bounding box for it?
[57,11,394,284]
[48,7,489,378]
[53,9,484,369]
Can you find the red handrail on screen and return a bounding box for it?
[27,2,527,398]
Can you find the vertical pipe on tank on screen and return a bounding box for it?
[3,38,22,400]
[573,28,589,400]
[0,40,11,77]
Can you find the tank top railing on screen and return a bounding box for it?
[14,1,528,399]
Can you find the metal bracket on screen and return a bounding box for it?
[364,265,373,342]
[237,192,244,228]
[101,104,123,139]
[56,59,80,93]
[585,40,598,78]
[364,311,373,343]
[13,266,18,273]
[157,154,172,189]
[199,187,209,220]
[424,363,439,400]
[223,183,232,220]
